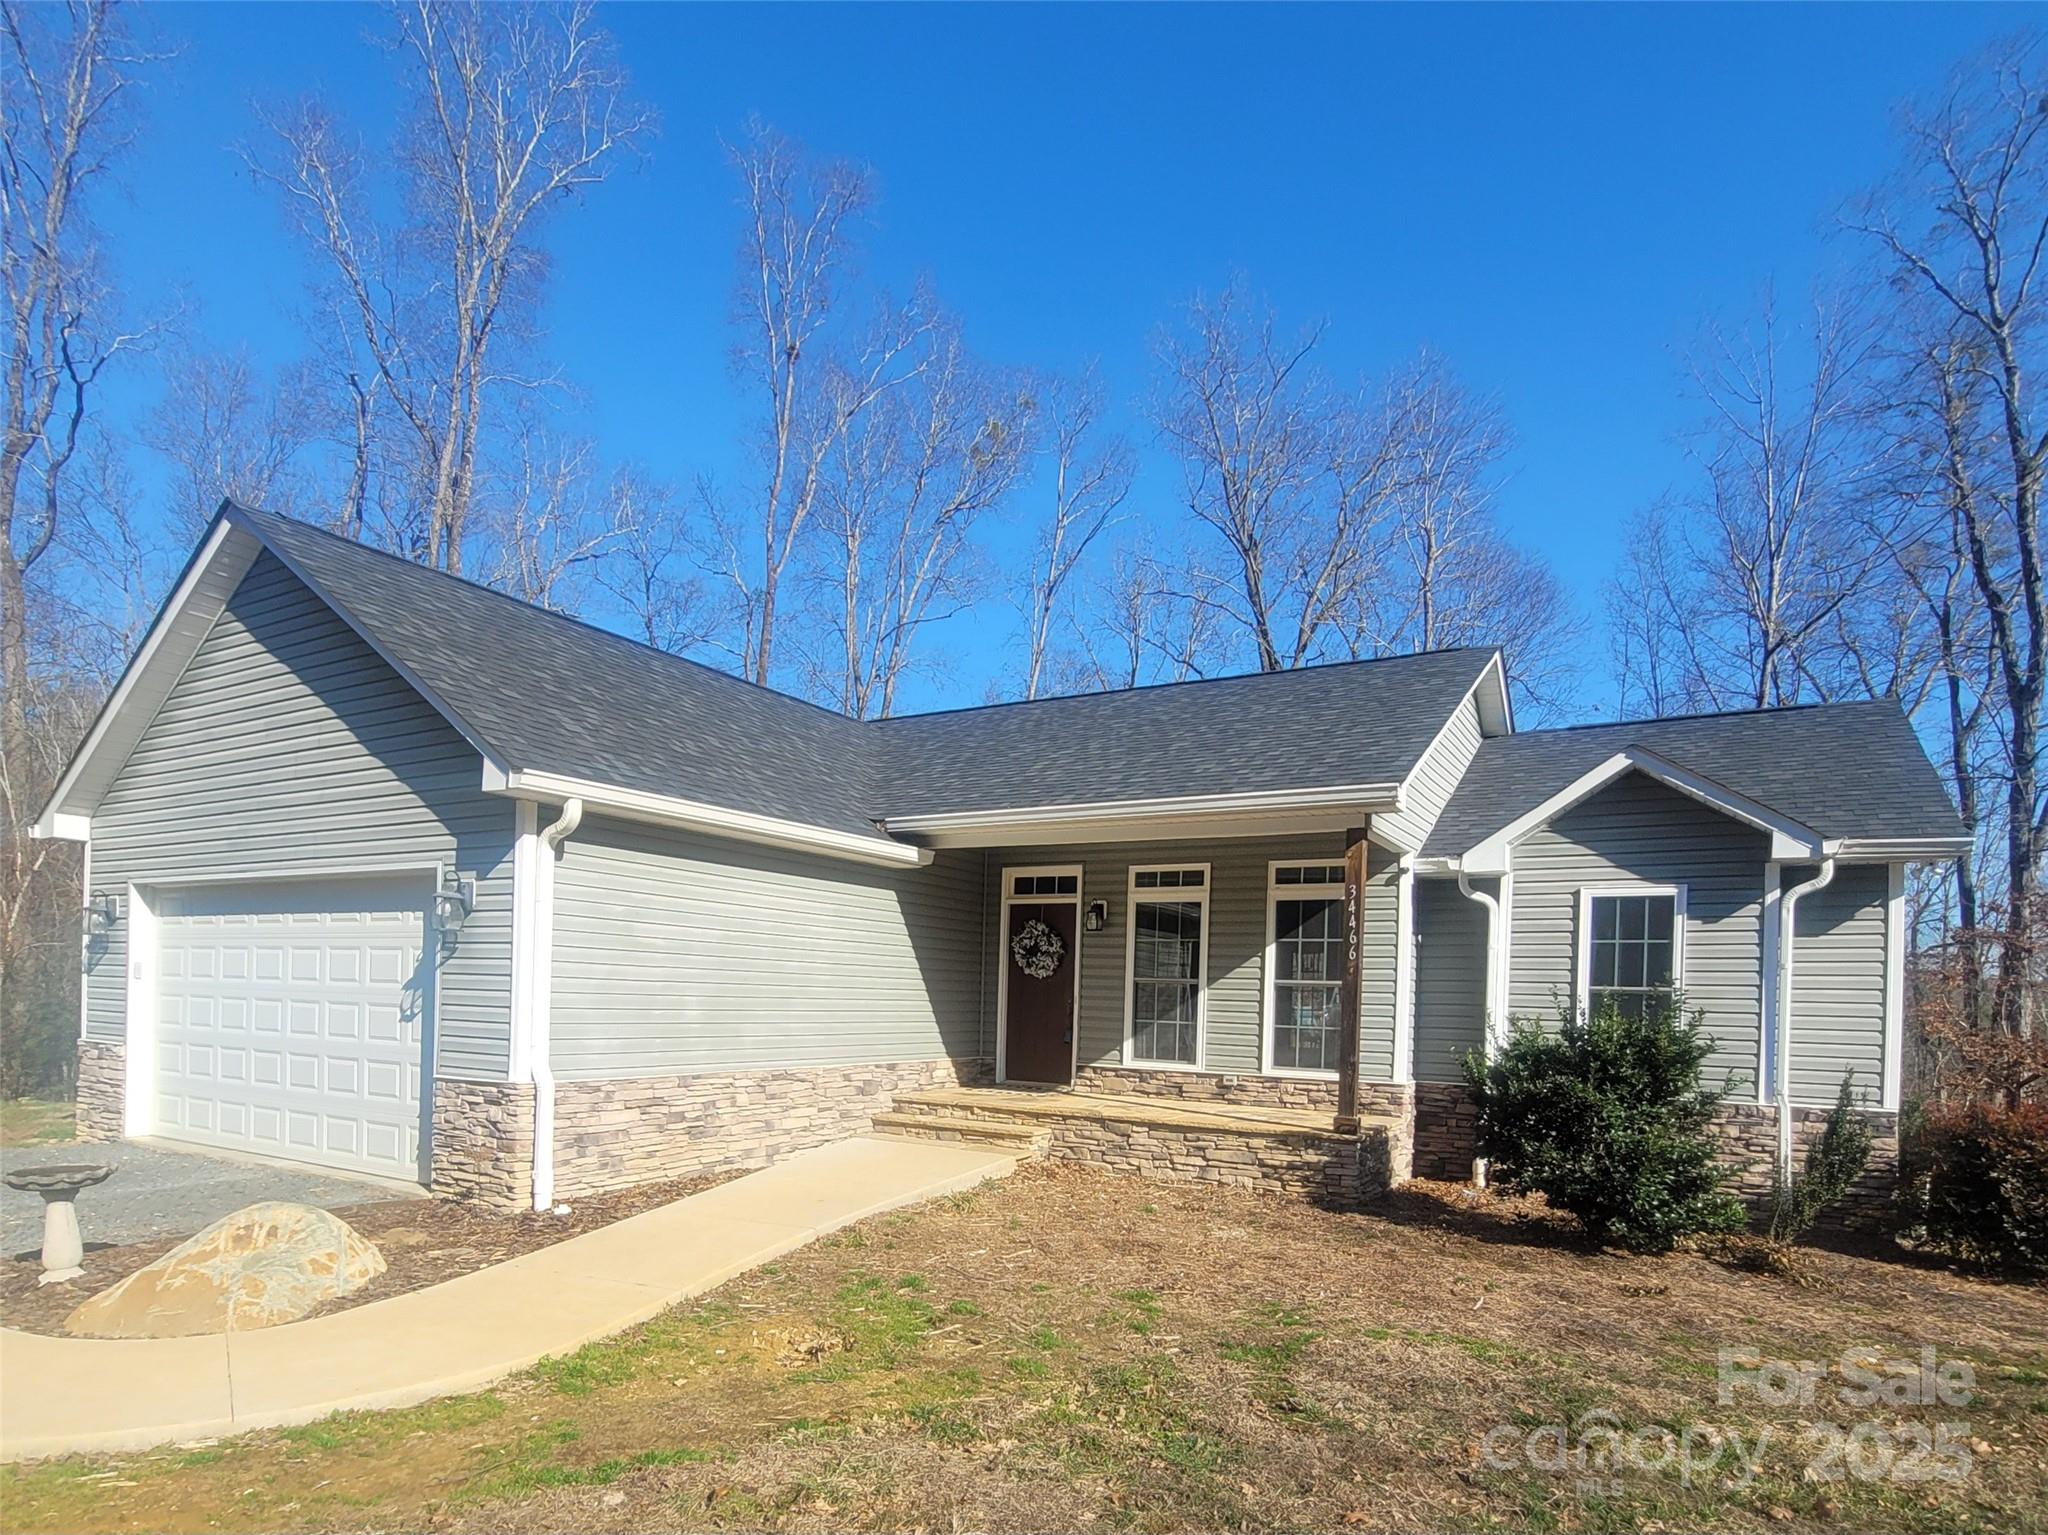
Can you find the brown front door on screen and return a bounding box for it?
[1003,900,1077,1085]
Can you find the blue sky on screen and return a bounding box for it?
[97,2,2022,716]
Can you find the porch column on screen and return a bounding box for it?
[1335,825,1367,1133]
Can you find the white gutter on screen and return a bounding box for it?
[1773,857,1836,1180]
[881,780,1404,836]
[484,767,929,870]
[530,797,583,1212]
[1457,870,1505,1189]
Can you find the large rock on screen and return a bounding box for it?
[64,1202,386,1339]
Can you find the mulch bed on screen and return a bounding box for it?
[0,1170,738,1337]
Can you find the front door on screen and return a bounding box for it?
[1003,899,1077,1084]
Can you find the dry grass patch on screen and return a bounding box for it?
[3,1162,2044,1533]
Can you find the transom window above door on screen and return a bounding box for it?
[1267,863,1347,1075]
[1125,866,1209,1068]
[1011,872,1079,897]
[1579,887,1684,1021]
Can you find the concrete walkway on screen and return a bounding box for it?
[0,1136,1017,1462]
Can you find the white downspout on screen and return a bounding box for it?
[1457,869,1504,1188]
[531,797,583,1211]
[1774,858,1836,1181]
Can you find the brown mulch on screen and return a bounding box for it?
[0,1170,737,1337]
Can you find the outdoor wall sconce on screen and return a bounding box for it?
[432,873,476,939]
[1085,899,1108,933]
[82,890,122,937]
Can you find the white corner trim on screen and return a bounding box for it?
[1883,861,1906,1112]
[485,767,930,869]
[1392,860,1416,1084]
[1572,883,1689,1021]
[1122,863,1212,1072]
[1460,746,1824,874]
[1758,860,1782,1105]
[120,882,158,1138]
[508,802,543,1085]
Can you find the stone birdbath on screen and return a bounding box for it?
[5,1163,114,1285]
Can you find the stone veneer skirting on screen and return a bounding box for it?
[547,1059,991,1204]
[1043,1116,1400,1207]
[74,1038,125,1142]
[430,1078,536,1207]
[1074,1064,1415,1122]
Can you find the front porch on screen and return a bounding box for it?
[874,1083,1412,1208]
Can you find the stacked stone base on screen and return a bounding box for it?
[74,1039,125,1142]
[547,1058,991,1204]
[1711,1103,1901,1234]
[430,1079,536,1206]
[1073,1066,1414,1124]
[1412,1081,1481,1180]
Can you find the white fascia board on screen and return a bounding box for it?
[486,767,932,869]
[34,518,254,839]
[1459,747,1824,875]
[1825,835,1973,862]
[882,782,1401,842]
[1472,650,1512,736]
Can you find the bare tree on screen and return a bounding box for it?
[1851,36,2048,1034]
[1064,542,1223,693]
[143,345,318,535]
[597,469,716,656]
[1152,282,1388,673]
[475,420,623,611]
[808,318,1034,718]
[249,0,647,575]
[0,0,164,1094]
[1014,368,1132,698]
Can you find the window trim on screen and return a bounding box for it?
[1575,883,1688,1019]
[1122,863,1211,1072]
[1261,860,1349,1079]
[995,863,1085,1087]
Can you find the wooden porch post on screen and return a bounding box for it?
[1334,824,1367,1133]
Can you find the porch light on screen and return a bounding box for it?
[433,874,476,938]
[1085,899,1107,933]
[82,890,122,937]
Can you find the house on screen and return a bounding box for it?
[36,504,1968,1215]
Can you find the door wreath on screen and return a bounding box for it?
[1010,918,1066,980]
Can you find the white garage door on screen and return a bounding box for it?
[153,876,432,1182]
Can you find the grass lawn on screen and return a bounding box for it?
[0,1097,74,1147]
[3,1162,2043,1534]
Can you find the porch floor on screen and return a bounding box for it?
[893,1084,1394,1141]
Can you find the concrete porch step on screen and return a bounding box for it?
[871,1110,1049,1156]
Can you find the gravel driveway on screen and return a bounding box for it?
[1,1140,421,1257]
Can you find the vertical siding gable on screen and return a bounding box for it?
[547,815,986,1077]
[1506,773,1767,1092]
[84,552,517,1079]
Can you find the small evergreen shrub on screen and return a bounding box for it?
[1905,1103,2048,1276]
[1766,1075,1876,1245]
[1464,996,1744,1253]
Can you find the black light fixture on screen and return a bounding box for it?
[1085,899,1108,933]
[432,873,476,938]
[82,889,122,937]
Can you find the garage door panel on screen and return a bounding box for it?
[154,876,429,1183]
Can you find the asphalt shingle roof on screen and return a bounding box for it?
[1419,699,1965,857]
[225,506,1963,854]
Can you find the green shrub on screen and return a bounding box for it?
[1904,1103,2048,1275]
[1463,996,1744,1253]
[1767,1075,1876,1245]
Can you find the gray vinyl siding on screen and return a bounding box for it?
[1376,693,1485,851]
[1413,875,1490,1083]
[83,552,517,1080]
[976,835,1400,1081]
[1505,773,1766,1094]
[1785,863,1890,1106]
[547,815,986,1079]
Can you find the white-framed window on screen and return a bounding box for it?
[1124,864,1210,1068]
[1577,884,1686,1021]
[1264,862,1348,1076]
